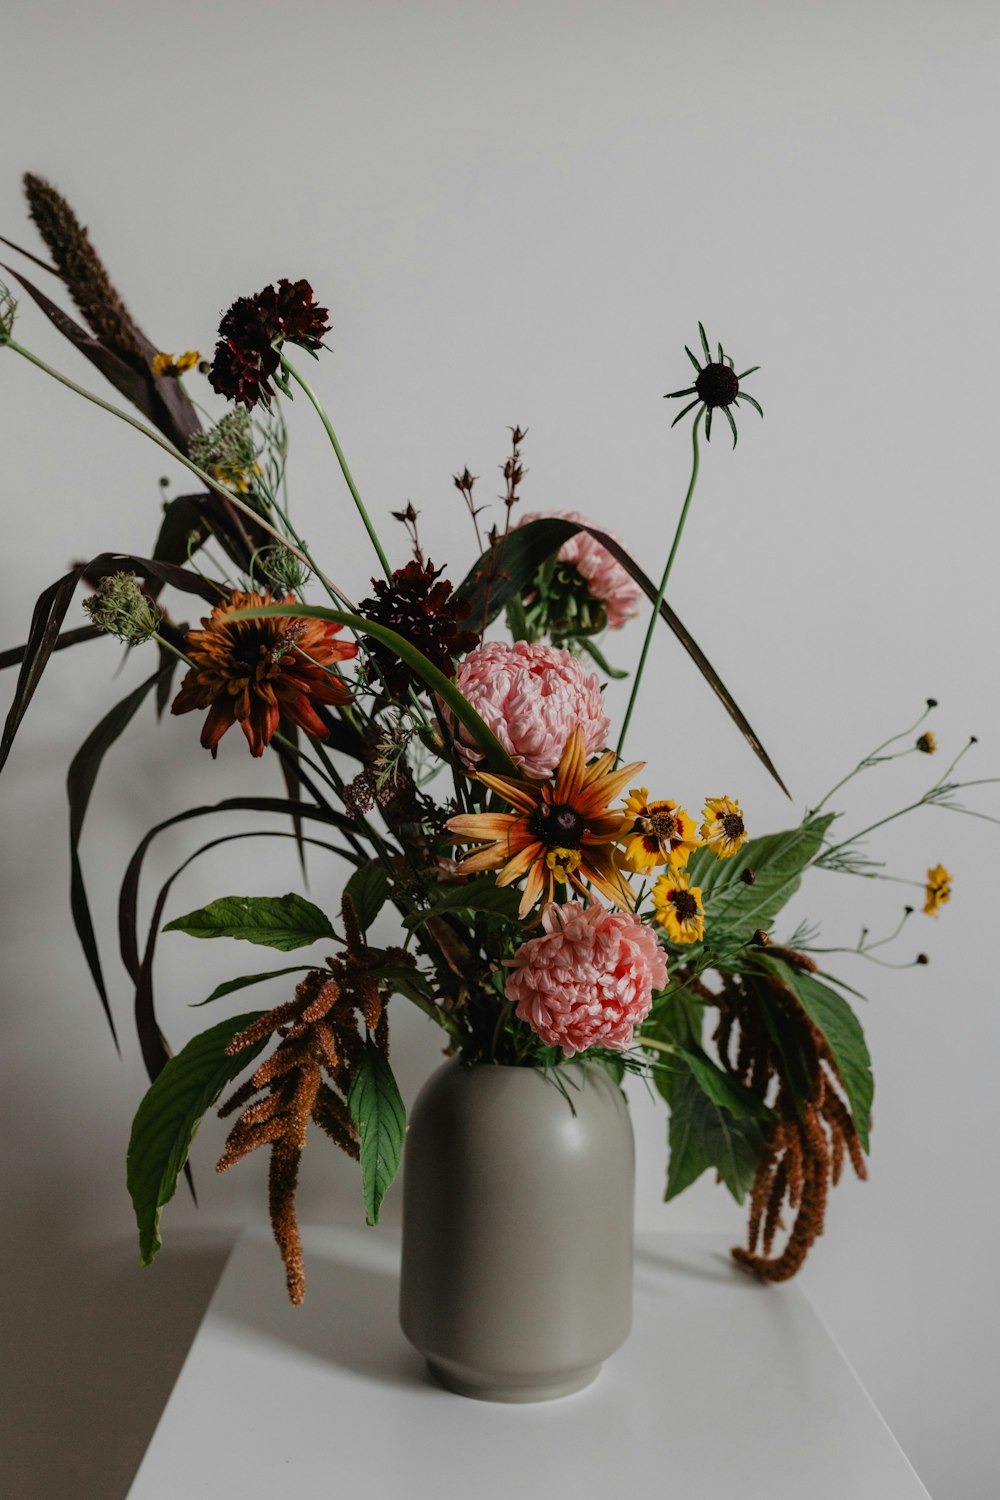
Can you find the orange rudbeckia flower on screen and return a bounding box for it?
[445,725,643,918]
[171,589,356,756]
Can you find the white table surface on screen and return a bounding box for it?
[127,1226,930,1500]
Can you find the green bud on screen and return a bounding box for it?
[82,571,163,646]
[261,545,310,593]
[188,407,257,477]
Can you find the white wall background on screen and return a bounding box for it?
[2,2,998,1496]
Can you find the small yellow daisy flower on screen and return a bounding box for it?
[620,788,702,874]
[923,863,951,916]
[151,350,200,378]
[209,460,261,494]
[916,732,936,754]
[652,868,705,945]
[700,796,749,859]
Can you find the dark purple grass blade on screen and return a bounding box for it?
[67,665,171,1050]
[0,231,59,275]
[118,798,362,1084]
[0,623,100,671]
[0,552,224,774]
[3,263,160,425]
[274,720,308,881]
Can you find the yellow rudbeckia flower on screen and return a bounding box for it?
[620,788,701,874]
[923,863,952,916]
[700,796,749,859]
[652,868,705,945]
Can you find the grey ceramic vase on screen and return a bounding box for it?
[399,1058,635,1402]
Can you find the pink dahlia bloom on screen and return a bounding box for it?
[446,640,610,780]
[504,901,668,1056]
[517,510,642,630]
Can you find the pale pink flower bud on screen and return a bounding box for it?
[517,510,642,630]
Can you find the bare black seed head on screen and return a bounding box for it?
[696,362,740,409]
[741,867,757,885]
[916,953,929,965]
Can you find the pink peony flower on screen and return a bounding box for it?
[517,510,642,630]
[446,640,610,780]
[504,901,668,1056]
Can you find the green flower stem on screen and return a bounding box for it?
[813,705,933,813]
[7,339,355,610]
[617,409,703,761]
[152,633,195,670]
[279,353,392,581]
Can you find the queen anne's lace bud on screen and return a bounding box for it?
[261,545,311,594]
[82,571,163,645]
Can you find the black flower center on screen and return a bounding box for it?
[530,801,585,848]
[695,362,739,409]
[648,810,678,840]
[671,890,699,921]
[722,812,745,841]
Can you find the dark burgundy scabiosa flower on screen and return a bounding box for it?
[357,559,479,696]
[208,278,331,409]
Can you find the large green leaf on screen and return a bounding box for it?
[686,813,834,945]
[764,959,874,1151]
[344,860,391,931]
[679,1045,773,1121]
[228,604,518,778]
[126,1011,269,1265]
[453,516,789,797]
[348,1041,407,1225]
[662,1065,766,1204]
[164,893,336,951]
[404,879,522,929]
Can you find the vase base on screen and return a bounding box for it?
[425,1358,602,1403]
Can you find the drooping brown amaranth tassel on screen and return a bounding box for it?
[709,957,869,1282]
[23,173,147,370]
[215,895,410,1304]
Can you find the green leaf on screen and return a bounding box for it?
[755,978,815,1114]
[344,860,390,931]
[765,960,874,1151]
[404,879,522,929]
[348,1042,406,1226]
[679,1046,773,1120]
[591,1052,627,1086]
[663,1065,767,1204]
[686,814,835,943]
[164,893,336,951]
[228,604,518,778]
[126,1011,269,1265]
[192,965,314,1007]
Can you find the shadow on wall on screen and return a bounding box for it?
[2,1205,234,1500]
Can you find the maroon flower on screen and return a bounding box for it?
[208,279,331,409]
[358,560,479,696]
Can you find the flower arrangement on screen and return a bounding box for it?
[2,175,995,1306]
